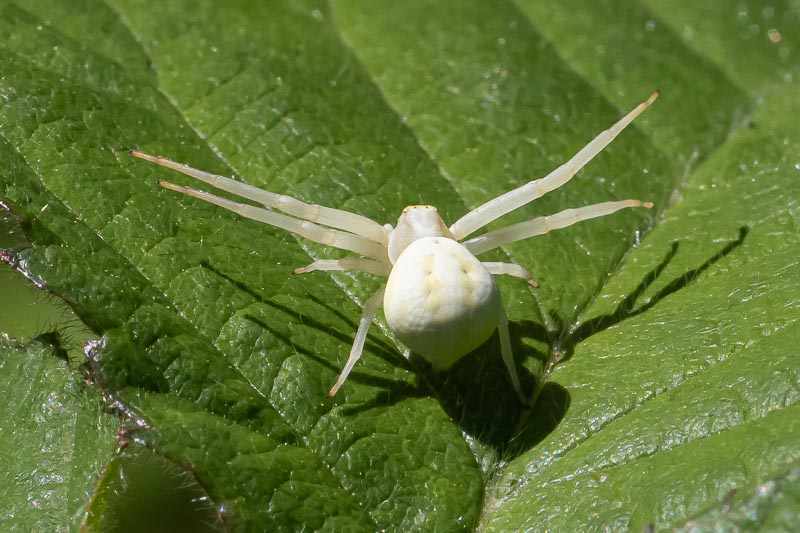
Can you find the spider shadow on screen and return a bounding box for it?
[200,226,748,459]
[502,225,749,458]
[350,226,750,459]
[555,226,749,366]
[339,314,558,453]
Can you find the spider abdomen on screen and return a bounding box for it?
[384,237,501,370]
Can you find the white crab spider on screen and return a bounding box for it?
[131,91,658,405]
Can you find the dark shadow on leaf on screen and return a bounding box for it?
[496,226,749,459]
[552,226,749,370]
[85,447,222,532]
[334,324,554,449]
[336,340,540,439]
[336,380,428,417]
[424,345,540,447]
[30,330,71,363]
[505,382,571,457]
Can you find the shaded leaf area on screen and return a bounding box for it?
[0,335,119,530]
[486,49,800,531]
[84,447,221,533]
[0,0,798,531]
[0,207,95,365]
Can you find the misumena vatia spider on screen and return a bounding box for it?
[131,91,657,405]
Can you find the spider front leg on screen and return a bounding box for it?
[449,91,658,240]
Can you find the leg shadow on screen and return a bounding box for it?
[502,226,749,458]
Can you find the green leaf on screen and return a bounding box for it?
[1,0,798,530]
[0,335,119,530]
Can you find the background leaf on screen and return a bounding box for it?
[0,336,118,530]
[1,0,798,530]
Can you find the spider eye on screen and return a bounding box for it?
[402,204,437,213]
